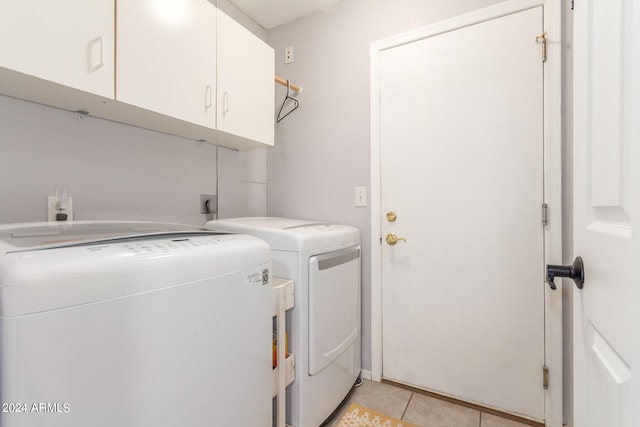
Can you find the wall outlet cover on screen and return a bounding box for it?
[285,46,294,64]
[47,196,73,221]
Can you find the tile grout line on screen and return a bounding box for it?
[479,411,482,427]
[400,392,413,421]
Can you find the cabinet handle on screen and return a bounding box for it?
[205,85,213,112]
[223,92,230,115]
[98,36,104,69]
[89,36,104,71]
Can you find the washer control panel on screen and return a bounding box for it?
[121,236,237,255]
[83,235,239,255]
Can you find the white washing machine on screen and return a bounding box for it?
[205,217,361,427]
[0,221,272,427]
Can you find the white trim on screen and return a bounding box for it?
[369,0,563,426]
[369,37,383,383]
[372,0,545,52]
[359,369,373,381]
[542,0,563,426]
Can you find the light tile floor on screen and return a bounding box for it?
[321,380,537,427]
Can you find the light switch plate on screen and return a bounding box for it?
[355,187,367,207]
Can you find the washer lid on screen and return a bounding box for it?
[205,217,360,252]
[0,222,270,317]
[0,221,213,253]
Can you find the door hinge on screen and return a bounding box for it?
[543,365,550,389]
[542,203,549,227]
[535,31,547,62]
[571,0,574,10]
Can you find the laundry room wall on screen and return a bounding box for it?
[0,0,268,227]
[266,0,506,376]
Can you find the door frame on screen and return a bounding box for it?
[369,0,563,425]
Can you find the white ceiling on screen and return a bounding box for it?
[228,0,343,29]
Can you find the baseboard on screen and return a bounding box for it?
[360,369,373,381]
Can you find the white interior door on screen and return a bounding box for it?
[573,1,640,426]
[379,6,545,419]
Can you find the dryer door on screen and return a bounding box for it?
[308,246,361,376]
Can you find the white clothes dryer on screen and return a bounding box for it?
[0,221,272,427]
[205,217,361,427]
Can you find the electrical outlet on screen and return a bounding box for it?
[48,196,73,221]
[355,187,367,207]
[285,46,294,64]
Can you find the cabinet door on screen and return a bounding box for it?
[117,0,216,128]
[217,10,274,146]
[0,0,114,98]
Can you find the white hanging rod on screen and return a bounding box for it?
[275,75,302,93]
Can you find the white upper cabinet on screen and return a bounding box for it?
[217,10,275,147]
[0,1,274,149]
[116,0,217,128]
[0,0,114,98]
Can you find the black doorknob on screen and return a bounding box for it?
[546,257,584,290]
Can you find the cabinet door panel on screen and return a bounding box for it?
[217,10,274,146]
[0,0,114,98]
[117,0,216,128]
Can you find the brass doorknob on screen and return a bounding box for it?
[386,211,397,222]
[386,233,407,245]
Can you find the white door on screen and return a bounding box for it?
[379,7,545,419]
[573,1,640,426]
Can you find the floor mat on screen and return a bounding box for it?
[336,403,419,427]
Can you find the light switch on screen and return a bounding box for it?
[355,187,367,207]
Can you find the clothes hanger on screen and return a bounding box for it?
[276,80,300,123]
